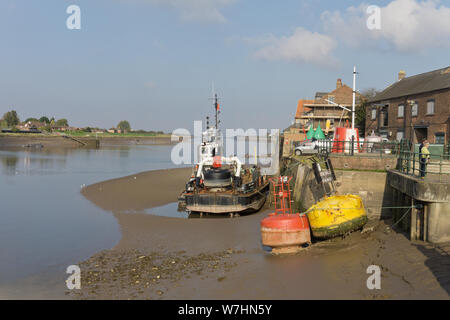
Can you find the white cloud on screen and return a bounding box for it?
[143,0,236,23]
[322,0,450,52]
[250,28,337,66]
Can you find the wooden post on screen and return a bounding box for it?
[393,189,399,222]
[410,199,417,240]
[417,204,423,240]
[423,204,428,242]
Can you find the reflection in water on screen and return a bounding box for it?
[145,202,189,219]
[0,146,144,176]
[119,147,130,158]
[142,202,237,219]
[1,155,18,175]
[0,150,67,175]
[0,145,178,288]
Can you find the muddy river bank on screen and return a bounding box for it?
[0,134,174,149]
[73,167,450,299]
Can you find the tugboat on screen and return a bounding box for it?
[178,94,270,216]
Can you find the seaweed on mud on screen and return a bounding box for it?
[68,249,242,299]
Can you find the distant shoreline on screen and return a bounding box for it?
[0,133,178,148]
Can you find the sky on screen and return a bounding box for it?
[1,0,449,132]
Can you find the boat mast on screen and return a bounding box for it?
[214,93,219,129]
[211,82,219,130]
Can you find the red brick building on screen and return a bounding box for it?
[367,67,450,144]
[293,79,361,137]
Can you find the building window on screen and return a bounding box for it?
[328,95,335,103]
[371,108,376,120]
[435,132,445,144]
[398,104,404,118]
[411,103,418,116]
[427,100,435,114]
[396,130,404,141]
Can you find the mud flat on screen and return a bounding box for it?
[0,134,175,149]
[98,136,175,146]
[73,167,450,300]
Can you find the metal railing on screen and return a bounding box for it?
[315,139,400,157]
[445,140,450,159]
[397,150,450,182]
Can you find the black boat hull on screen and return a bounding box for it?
[182,182,270,214]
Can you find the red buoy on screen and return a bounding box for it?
[260,176,311,254]
[261,214,311,250]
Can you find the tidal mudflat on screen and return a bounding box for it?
[0,145,182,299]
[1,146,448,299]
[75,167,450,300]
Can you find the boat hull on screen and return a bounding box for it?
[183,182,269,214]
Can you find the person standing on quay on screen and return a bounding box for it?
[420,141,431,178]
[419,139,426,155]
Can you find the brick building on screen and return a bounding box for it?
[293,79,361,138]
[367,67,450,144]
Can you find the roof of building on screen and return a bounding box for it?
[315,84,356,105]
[25,120,45,127]
[314,92,328,99]
[295,99,314,118]
[295,79,362,119]
[369,66,450,103]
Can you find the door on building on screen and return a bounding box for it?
[414,127,428,143]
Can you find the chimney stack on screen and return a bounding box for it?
[336,78,342,89]
[398,70,406,81]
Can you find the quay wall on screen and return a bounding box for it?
[290,156,449,243]
[386,170,450,243]
[292,163,392,220]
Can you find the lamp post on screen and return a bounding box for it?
[407,99,416,151]
[352,66,357,130]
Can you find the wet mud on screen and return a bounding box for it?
[73,167,450,299]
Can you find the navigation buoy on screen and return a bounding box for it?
[261,213,311,253]
[261,176,312,254]
[307,194,367,239]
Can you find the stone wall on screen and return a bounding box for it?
[292,163,392,221]
[282,132,306,157]
[334,170,392,220]
[387,170,450,243]
[290,158,450,243]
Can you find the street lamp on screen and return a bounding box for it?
[407,99,416,151]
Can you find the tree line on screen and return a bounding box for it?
[1,110,165,135]
[1,110,69,128]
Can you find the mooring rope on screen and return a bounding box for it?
[296,205,418,216]
[291,205,417,231]
[388,207,412,228]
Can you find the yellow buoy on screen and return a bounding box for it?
[307,194,368,239]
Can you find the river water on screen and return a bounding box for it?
[0,145,179,297]
[0,137,278,298]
